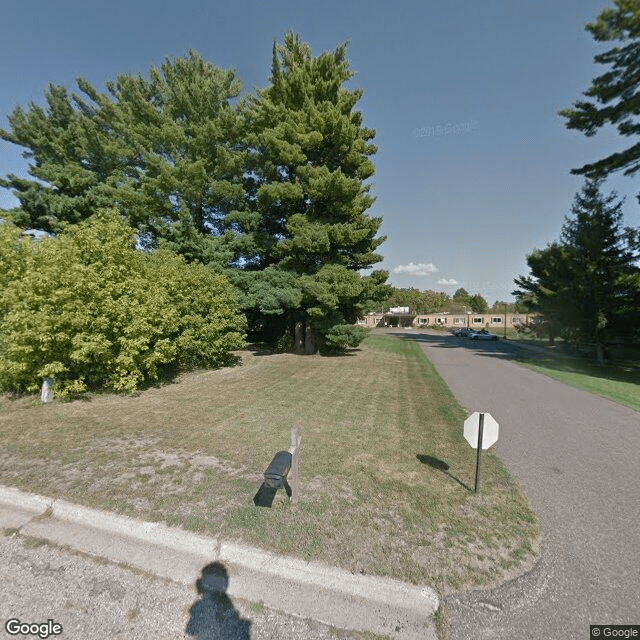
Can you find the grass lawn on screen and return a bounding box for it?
[500,328,563,348]
[489,329,640,412]
[515,355,640,412]
[0,334,539,594]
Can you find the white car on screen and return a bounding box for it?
[468,329,498,341]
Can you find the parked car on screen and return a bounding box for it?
[453,327,472,337]
[469,329,498,341]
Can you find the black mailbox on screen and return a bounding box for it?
[263,451,292,488]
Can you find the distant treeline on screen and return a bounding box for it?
[381,287,524,315]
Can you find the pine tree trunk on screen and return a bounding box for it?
[304,321,316,355]
[294,321,304,354]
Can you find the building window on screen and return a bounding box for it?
[473,317,483,324]
[437,317,447,324]
[512,316,522,324]
[491,317,502,324]
[453,317,465,325]
[419,318,429,325]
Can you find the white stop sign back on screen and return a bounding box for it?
[464,412,499,449]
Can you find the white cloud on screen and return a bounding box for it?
[393,262,439,276]
[437,278,459,285]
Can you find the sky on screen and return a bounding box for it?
[2,0,639,304]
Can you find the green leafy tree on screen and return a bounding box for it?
[384,287,490,315]
[559,1,640,190]
[421,290,450,312]
[0,220,30,292]
[490,301,523,313]
[468,293,488,313]
[383,287,427,313]
[239,32,388,351]
[0,212,246,396]
[0,52,244,264]
[443,288,488,313]
[452,287,470,304]
[445,287,485,313]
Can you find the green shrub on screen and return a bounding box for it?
[323,324,370,352]
[0,212,246,396]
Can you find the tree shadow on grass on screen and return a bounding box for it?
[515,353,640,386]
[246,342,277,356]
[246,343,359,357]
[397,330,640,388]
[317,349,358,357]
[417,454,472,492]
[470,346,640,393]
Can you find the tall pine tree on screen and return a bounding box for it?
[0,52,245,264]
[560,179,639,359]
[237,32,388,351]
[514,179,640,360]
[559,1,640,192]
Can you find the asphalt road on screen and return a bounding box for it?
[0,533,370,640]
[398,330,640,640]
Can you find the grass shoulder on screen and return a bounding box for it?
[0,334,540,594]
[515,354,640,412]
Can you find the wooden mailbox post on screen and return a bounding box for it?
[288,427,302,503]
[261,428,302,504]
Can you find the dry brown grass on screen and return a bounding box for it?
[0,333,539,593]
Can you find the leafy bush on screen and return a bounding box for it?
[323,324,370,352]
[0,212,246,397]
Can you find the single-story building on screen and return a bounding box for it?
[358,311,539,330]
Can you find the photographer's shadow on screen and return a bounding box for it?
[186,562,251,640]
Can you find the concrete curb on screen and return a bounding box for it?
[219,541,439,611]
[0,484,440,639]
[0,484,54,513]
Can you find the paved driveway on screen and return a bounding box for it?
[396,330,640,639]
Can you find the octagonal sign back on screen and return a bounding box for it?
[464,412,499,449]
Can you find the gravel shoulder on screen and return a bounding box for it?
[0,532,384,640]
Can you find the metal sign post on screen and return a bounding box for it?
[474,413,484,493]
[464,411,499,494]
